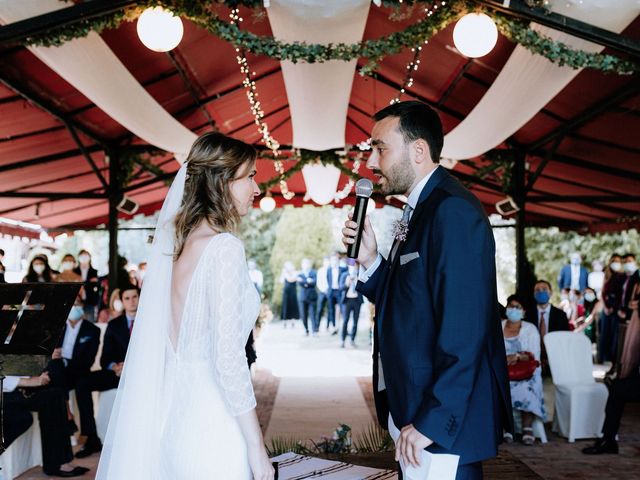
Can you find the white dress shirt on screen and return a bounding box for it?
[359,166,439,283]
[61,319,83,360]
[316,266,329,294]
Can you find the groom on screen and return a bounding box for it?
[342,101,512,480]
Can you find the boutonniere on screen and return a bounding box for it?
[392,218,409,242]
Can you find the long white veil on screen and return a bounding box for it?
[96,163,187,479]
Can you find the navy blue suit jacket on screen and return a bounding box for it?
[557,264,588,291]
[57,320,100,377]
[100,315,131,370]
[357,167,512,465]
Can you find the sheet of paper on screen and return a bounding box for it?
[387,415,459,480]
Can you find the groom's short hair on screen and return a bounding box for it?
[373,101,443,164]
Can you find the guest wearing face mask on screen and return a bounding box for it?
[502,295,545,446]
[574,288,601,345]
[339,261,364,348]
[46,301,101,434]
[296,258,318,336]
[618,253,639,322]
[57,254,83,282]
[526,280,570,376]
[558,253,589,293]
[23,254,55,283]
[73,250,100,323]
[600,254,625,364]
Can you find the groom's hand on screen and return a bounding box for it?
[342,212,377,269]
[396,424,433,468]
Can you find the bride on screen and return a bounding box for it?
[96,133,274,480]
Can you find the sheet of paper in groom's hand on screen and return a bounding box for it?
[388,415,459,480]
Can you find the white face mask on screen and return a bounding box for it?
[79,254,90,264]
[113,299,124,312]
[61,261,74,271]
[33,264,45,275]
[610,262,622,272]
[624,262,638,274]
[584,292,597,303]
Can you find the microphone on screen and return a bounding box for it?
[347,178,374,259]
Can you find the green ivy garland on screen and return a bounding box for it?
[256,148,368,193]
[21,1,637,76]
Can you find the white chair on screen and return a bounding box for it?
[544,331,609,442]
[96,388,118,442]
[0,413,42,480]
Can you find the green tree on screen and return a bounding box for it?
[269,206,334,313]
[239,208,282,302]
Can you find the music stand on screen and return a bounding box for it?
[0,282,81,454]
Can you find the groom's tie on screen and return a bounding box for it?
[389,204,413,263]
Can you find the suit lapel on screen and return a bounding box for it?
[378,167,448,324]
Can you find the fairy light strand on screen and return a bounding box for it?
[230,8,294,200]
[391,1,445,104]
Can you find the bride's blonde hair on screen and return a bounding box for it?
[174,132,257,258]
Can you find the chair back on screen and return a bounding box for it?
[544,331,594,385]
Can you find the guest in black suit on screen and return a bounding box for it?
[296,258,318,336]
[74,284,139,458]
[73,249,100,323]
[48,304,100,389]
[2,373,90,477]
[339,263,363,348]
[526,280,570,375]
[46,302,100,434]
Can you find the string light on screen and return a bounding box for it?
[334,153,363,202]
[230,8,294,200]
[391,2,445,104]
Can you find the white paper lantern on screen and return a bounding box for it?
[137,7,184,53]
[453,13,498,58]
[259,196,276,213]
[301,164,341,205]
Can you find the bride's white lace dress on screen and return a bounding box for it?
[160,233,260,479]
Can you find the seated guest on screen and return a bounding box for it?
[23,254,55,283]
[582,366,640,455]
[339,262,363,348]
[574,287,601,344]
[47,301,101,432]
[503,295,546,446]
[2,373,90,477]
[526,280,570,375]
[74,284,139,458]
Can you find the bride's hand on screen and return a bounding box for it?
[248,446,274,480]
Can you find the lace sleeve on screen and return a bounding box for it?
[210,235,257,416]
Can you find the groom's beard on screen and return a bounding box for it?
[377,158,415,195]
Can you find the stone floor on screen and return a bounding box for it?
[14,317,640,479]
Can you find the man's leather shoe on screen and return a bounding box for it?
[75,438,102,458]
[44,466,90,477]
[582,438,618,455]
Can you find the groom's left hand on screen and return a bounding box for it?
[396,424,433,468]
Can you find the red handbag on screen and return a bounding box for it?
[508,352,540,381]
